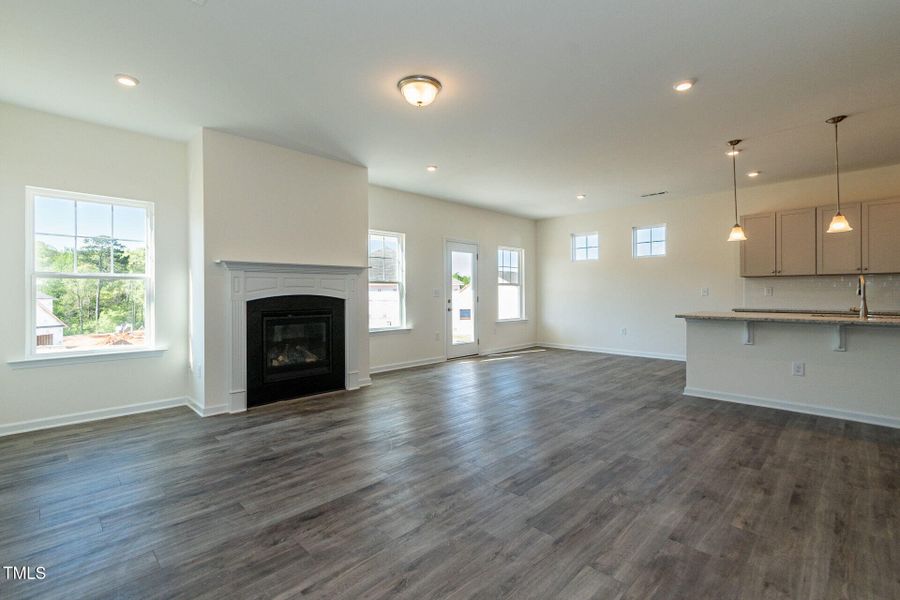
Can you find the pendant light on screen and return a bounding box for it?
[726,139,748,242]
[825,115,852,233]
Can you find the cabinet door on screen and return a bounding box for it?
[776,207,816,276]
[740,213,776,277]
[862,197,900,274]
[817,203,861,275]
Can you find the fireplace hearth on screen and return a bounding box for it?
[246,295,345,406]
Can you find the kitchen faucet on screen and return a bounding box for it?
[857,274,868,320]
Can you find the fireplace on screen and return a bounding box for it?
[246,295,345,406]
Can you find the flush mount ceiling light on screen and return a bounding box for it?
[425,164,438,172]
[673,79,695,92]
[747,171,761,178]
[575,194,586,200]
[825,115,852,233]
[726,139,748,242]
[397,75,442,107]
[115,73,139,88]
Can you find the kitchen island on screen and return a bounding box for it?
[677,310,900,428]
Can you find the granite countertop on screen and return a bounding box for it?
[675,311,900,328]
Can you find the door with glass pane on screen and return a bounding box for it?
[446,241,478,358]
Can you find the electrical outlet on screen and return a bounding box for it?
[433,288,440,298]
[791,361,805,377]
[434,332,440,341]
[700,287,709,297]
[620,328,628,336]
[764,287,774,297]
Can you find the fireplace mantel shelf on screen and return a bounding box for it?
[217,260,367,273]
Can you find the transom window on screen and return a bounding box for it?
[368,230,405,330]
[633,225,667,257]
[497,247,524,320]
[571,232,599,261]
[27,187,154,354]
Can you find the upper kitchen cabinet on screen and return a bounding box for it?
[817,202,861,275]
[740,212,776,277]
[862,197,900,274]
[776,207,817,276]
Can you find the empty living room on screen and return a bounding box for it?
[2,1,900,598]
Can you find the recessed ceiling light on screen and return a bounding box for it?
[725,149,741,157]
[575,194,586,200]
[115,74,139,88]
[747,171,760,177]
[425,165,438,172]
[398,75,442,108]
[673,79,695,92]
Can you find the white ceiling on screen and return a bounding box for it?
[4,1,900,218]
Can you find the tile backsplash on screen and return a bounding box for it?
[742,274,900,312]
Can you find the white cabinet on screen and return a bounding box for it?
[740,213,776,277]
[862,197,900,274]
[777,207,817,276]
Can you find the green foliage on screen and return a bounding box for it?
[452,272,471,286]
[37,236,146,336]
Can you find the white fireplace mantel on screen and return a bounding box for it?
[217,260,367,412]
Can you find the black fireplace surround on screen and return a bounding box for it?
[246,295,345,407]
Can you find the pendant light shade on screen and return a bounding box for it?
[726,139,747,242]
[825,115,852,234]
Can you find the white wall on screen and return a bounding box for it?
[195,129,370,410]
[368,186,537,371]
[537,163,900,360]
[0,103,190,430]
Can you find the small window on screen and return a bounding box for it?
[571,233,599,261]
[633,225,666,257]
[28,187,154,355]
[497,247,524,320]
[368,230,405,330]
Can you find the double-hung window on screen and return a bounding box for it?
[27,187,154,354]
[633,225,666,257]
[497,247,524,320]
[368,230,405,330]
[571,232,599,261]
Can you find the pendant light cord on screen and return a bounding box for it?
[833,121,841,212]
[732,148,739,224]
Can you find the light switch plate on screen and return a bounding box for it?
[700,288,709,297]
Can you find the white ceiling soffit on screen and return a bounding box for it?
[2,1,900,218]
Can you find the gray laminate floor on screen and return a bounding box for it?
[1,348,898,599]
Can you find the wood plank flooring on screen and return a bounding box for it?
[1,348,898,599]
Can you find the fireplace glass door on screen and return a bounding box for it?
[263,313,331,382]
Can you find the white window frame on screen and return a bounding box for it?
[24,186,156,359]
[632,224,667,258]
[497,246,526,322]
[571,232,599,261]
[367,229,406,332]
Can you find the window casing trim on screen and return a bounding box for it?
[497,245,526,321]
[367,229,406,331]
[571,232,599,261]
[24,186,156,358]
[632,224,667,258]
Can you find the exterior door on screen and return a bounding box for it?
[446,241,478,358]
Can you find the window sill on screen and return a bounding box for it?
[369,327,412,336]
[8,346,168,369]
[496,318,529,324]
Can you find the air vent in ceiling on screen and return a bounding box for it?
[640,191,668,198]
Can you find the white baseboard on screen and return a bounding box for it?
[185,397,229,417]
[358,377,373,387]
[683,386,900,429]
[370,355,446,374]
[0,396,190,438]
[479,342,539,355]
[538,342,686,362]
